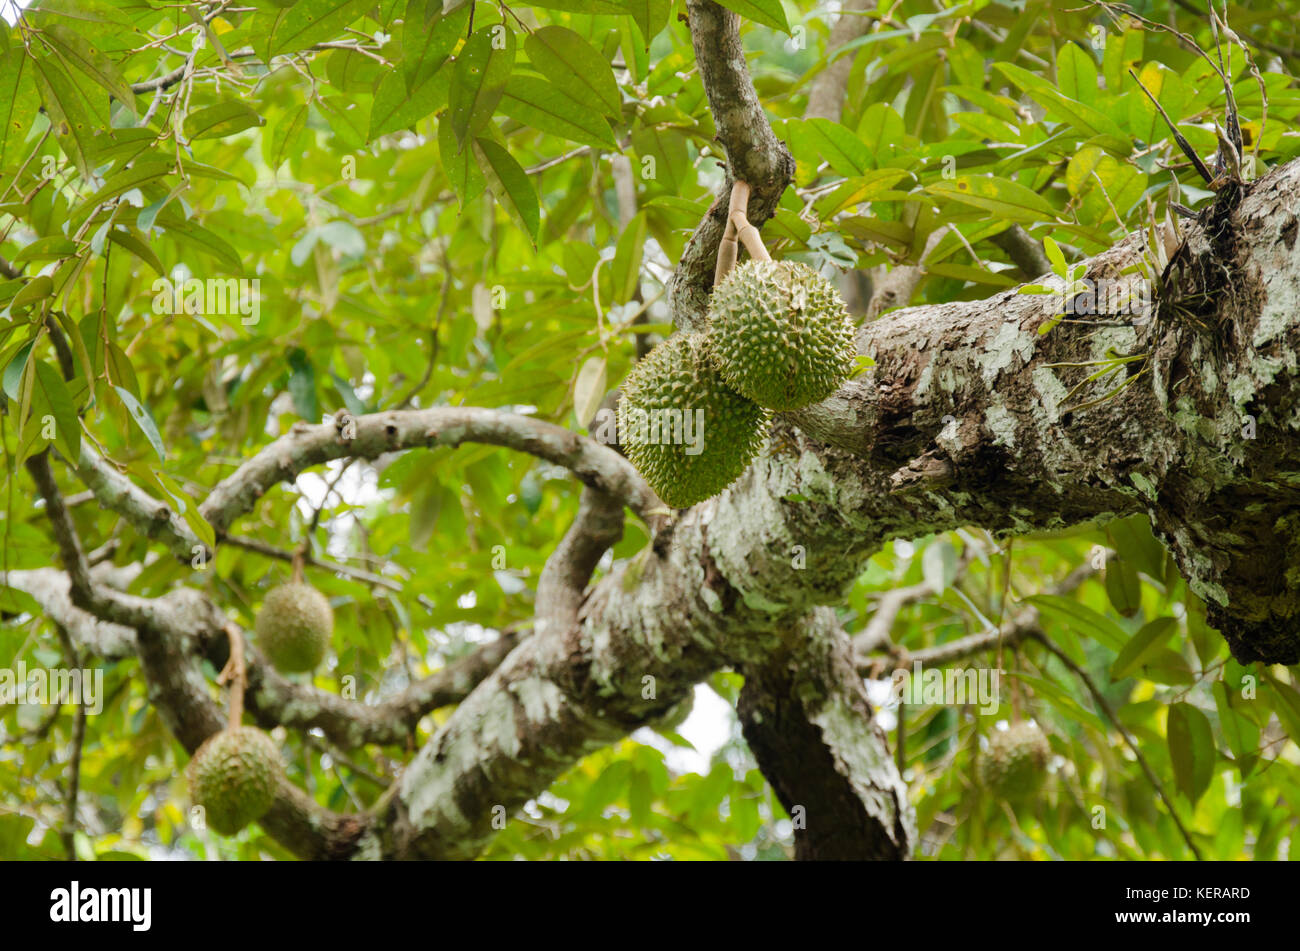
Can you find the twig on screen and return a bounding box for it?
[1028,629,1203,860]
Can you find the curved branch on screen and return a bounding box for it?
[668,0,795,331]
[75,442,203,563]
[199,407,662,534]
[235,628,525,749]
[535,487,624,637]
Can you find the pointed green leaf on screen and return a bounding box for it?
[712,0,789,33]
[368,64,451,140]
[38,23,135,113]
[0,53,40,168]
[266,0,370,62]
[32,359,80,462]
[525,26,621,119]
[1104,558,1142,617]
[402,0,471,90]
[449,27,516,146]
[619,0,670,46]
[498,74,616,149]
[184,101,264,140]
[113,385,165,461]
[1110,616,1177,680]
[439,112,484,206]
[472,137,539,241]
[1167,702,1215,805]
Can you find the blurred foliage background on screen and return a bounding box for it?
[1,0,1300,860]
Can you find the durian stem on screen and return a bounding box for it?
[217,623,247,732]
[727,179,771,264]
[714,181,770,287]
[714,221,738,286]
[291,549,306,584]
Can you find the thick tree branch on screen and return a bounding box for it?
[787,159,1300,663]
[75,442,203,563]
[235,628,525,749]
[738,608,914,860]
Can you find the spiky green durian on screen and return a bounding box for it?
[617,333,767,508]
[978,721,1051,801]
[187,727,282,835]
[706,259,856,410]
[255,582,333,673]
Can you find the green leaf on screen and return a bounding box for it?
[32,359,80,463]
[265,104,309,171]
[1055,42,1098,106]
[1107,515,1166,580]
[785,118,871,177]
[266,0,370,62]
[498,75,617,149]
[31,56,99,177]
[1042,235,1066,275]
[0,53,41,168]
[1103,558,1142,617]
[1024,594,1127,652]
[525,26,621,119]
[159,214,244,273]
[472,137,539,241]
[1262,671,1300,743]
[2,337,35,401]
[38,23,135,113]
[1167,702,1214,805]
[369,61,451,140]
[994,61,1127,140]
[105,340,139,399]
[10,275,54,312]
[71,159,172,224]
[610,211,645,303]
[712,0,789,33]
[620,0,670,46]
[1212,680,1258,778]
[287,348,319,421]
[572,355,606,428]
[402,0,470,90]
[184,101,265,140]
[113,386,165,462]
[927,176,1057,224]
[439,112,485,206]
[1110,616,1176,680]
[449,27,516,146]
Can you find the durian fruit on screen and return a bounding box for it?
[618,332,768,508]
[978,721,1051,801]
[255,581,333,673]
[706,259,856,411]
[187,727,283,835]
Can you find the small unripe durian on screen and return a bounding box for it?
[187,727,283,835]
[978,721,1051,801]
[706,259,856,411]
[255,581,333,673]
[617,332,767,508]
